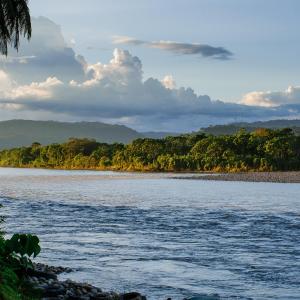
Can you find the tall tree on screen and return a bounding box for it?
[0,0,31,56]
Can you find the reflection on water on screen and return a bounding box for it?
[0,168,299,300]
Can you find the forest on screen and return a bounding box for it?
[0,128,300,172]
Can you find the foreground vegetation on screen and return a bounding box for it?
[0,128,299,172]
[0,228,41,300]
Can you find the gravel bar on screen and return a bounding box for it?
[174,171,300,183]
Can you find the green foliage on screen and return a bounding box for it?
[0,129,300,172]
[0,233,41,300]
[3,234,41,273]
[0,265,20,300]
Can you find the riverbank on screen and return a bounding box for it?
[28,263,207,300]
[174,171,300,183]
[28,263,147,300]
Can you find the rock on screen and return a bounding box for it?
[90,292,112,300]
[28,268,58,280]
[120,292,146,300]
[38,283,49,289]
[33,263,73,275]
[185,295,220,300]
[65,290,75,297]
[66,296,90,300]
[43,286,66,297]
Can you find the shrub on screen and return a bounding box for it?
[0,233,41,300]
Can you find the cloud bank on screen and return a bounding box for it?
[113,36,233,60]
[241,86,300,107]
[0,17,299,131]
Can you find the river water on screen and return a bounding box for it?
[0,168,299,299]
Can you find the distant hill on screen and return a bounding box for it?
[201,119,300,135]
[2,118,300,150]
[0,120,144,149]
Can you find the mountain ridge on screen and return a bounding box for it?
[200,119,300,135]
[0,119,143,149]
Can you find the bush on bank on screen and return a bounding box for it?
[0,221,41,300]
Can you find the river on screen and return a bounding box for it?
[0,168,299,299]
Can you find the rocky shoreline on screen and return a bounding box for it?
[27,263,146,300]
[174,171,300,183]
[26,263,216,300]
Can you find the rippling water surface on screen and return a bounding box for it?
[0,168,299,300]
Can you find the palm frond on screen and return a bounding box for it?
[0,0,31,55]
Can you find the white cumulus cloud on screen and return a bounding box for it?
[161,75,176,90]
[8,77,63,100]
[0,17,299,131]
[241,85,300,107]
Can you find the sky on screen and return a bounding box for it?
[0,0,300,131]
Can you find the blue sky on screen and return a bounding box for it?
[29,0,300,101]
[0,0,300,131]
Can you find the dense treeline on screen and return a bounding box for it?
[0,128,300,172]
